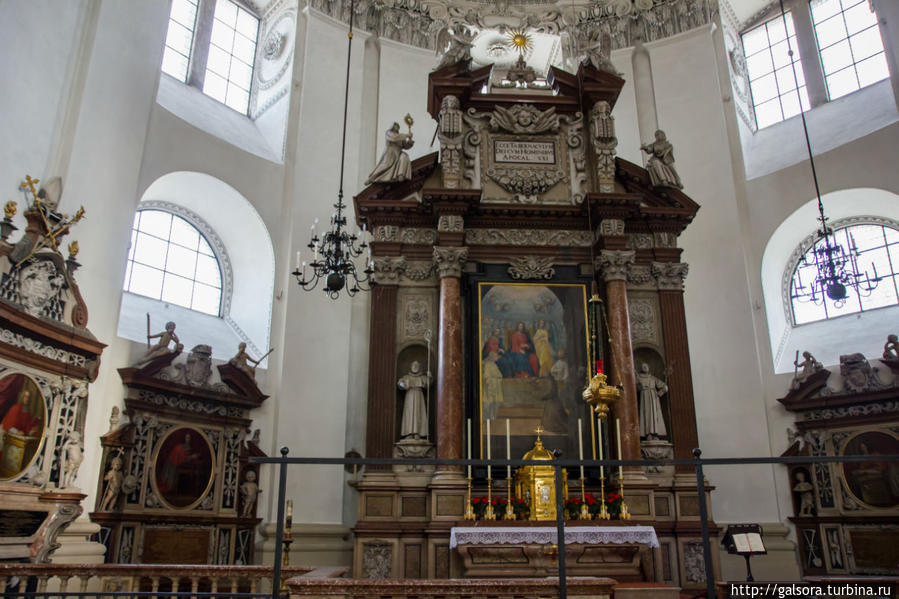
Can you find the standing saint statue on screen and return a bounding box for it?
[366,122,414,185]
[636,362,668,439]
[641,130,683,189]
[398,361,432,439]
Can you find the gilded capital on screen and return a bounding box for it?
[433,246,468,278]
[595,250,635,282]
[372,256,407,285]
[651,261,689,290]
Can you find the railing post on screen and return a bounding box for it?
[553,463,567,599]
[271,446,289,599]
[693,448,715,599]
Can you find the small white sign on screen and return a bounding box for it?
[493,140,556,165]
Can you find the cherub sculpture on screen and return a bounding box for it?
[883,334,899,360]
[230,342,260,379]
[240,470,261,518]
[61,431,84,488]
[100,455,124,511]
[135,321,183,366]
[791,350,823,389]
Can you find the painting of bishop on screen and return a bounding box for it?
[478,283,589,452]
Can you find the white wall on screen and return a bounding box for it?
[646,26,781,523]
[60,0,171,508]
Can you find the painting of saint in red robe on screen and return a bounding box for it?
[153,427,214,508]
[0,373,45,480]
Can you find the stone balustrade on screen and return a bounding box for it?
[286,576,617,599]
[0,563,348,597]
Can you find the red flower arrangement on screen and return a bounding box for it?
[565,492,625,518]
[471,496,508,519]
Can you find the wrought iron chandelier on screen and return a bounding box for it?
[292,0,373,299]
[777,0,879,307]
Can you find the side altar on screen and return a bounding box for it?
[349,31,716,587]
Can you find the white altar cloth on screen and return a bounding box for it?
[449,526,659,549]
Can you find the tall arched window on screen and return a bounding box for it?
[124,209,223,316]
[790,221,899,324]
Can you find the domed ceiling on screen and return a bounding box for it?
[248,0,769,56]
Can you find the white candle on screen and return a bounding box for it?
[506,418,511,479]
[598,417,604,478]
[486,419,491,479]
[578,419,584,479]
[295,251,301,270]
[467,418,472,479]
[616,418,623,479]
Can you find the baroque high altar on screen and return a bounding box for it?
[350,47,714,587]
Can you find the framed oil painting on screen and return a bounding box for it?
[0,373,46,480]
[152,427,215,509]
[840,430,899,508]
[475,281,591,461]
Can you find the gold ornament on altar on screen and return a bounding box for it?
[514,426,568,521]
[68,241,79,259]
[403,113,414,134]
[582,371,621,420]
[4,201,17,220]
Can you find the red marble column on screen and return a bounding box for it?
[653,262,699,472]
[597,249,642,469]
[363,259,402,470]
[433,246,468,477]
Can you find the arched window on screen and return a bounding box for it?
[124,209,223,316]
[789,221,899,325]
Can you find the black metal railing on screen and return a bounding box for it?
[3,450,898,599]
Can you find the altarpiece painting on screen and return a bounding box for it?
[475,282,590,459]
[152,426,215,509]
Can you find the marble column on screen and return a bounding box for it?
[364,257,406,471]
[596,249,642,473]
[652,262,699,472]
[432,246,468,478]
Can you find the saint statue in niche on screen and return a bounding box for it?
[0,374,45,480]
[398,361,431,439]
[636,362,668,439]
[153,427,214,508]
[365,122,414,185]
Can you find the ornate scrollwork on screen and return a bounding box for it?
[507,256,556,280]
[485,166,567,201]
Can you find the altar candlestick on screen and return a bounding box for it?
[486,419,491,479]
[577,419,584,479]
[505,418,511,479]
[598,417,604,478]
[467,418,472,479]
[285,499,293,538]
[615,418,623,479]
[295,251,301,270]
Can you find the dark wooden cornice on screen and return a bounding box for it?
[117,367,266,410]
[0,299,104,355]
[354,153,440,227]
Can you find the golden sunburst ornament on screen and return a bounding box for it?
[507,29,534,57]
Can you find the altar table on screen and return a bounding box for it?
[450,526,660,580]
[450,526,659,548]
